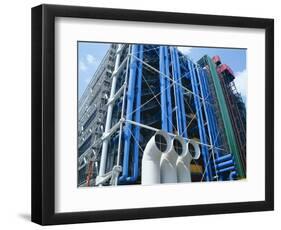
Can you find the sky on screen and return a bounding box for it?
[78,43,247,105]
[78,42,110,98]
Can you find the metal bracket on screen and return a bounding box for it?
[95,165,122,186]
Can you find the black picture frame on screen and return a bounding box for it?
[31,4,274,225]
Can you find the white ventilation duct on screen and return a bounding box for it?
[141,130,171,185]
[160,136,185,183]
[176,139,201,183]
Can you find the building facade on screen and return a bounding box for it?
[78,44,246,186]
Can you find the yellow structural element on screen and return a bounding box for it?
[190,164,203,174]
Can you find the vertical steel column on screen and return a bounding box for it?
[164,47,173,133]
[159,46,168,131]
[175,49,188,138]
[127,45,144,182]
[170,47,183,136]
[99,44,123,177]
[114,46,131,185]
[187,60,212,181]
[119,45,139,182]
[196,67,219,179]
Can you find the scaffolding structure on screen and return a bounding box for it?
[212,56,247,175]
[78,44,247,186]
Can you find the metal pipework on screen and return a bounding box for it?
[112,47,131,186]
[200,68,224,179]
[119,45,139,182]
[78,157,87,171]
[176,139,201,183]
[159,46,168,131]
[229,171,238,180]
[174,48,188,138]
[218,166,236,174]
[201,68,224,151]
[197,67,219,180]
[215,154,233,163]
[187,60,212,181]
[98,44,123,178]
[141,131,172,185]
[159,46,173,133]
[170,47,182,135]
[160,136,185,183]
[164,46,173,133]
[127,45,144,182]
[206,56,245,178]
[216,159,234,169]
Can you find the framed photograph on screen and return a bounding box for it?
[31,4,274,225]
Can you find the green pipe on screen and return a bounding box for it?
[206,56,245,178]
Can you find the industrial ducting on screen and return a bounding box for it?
[176,139,201,183]
[141,130,171,185]
[141,131,201,185]
[160,136,186,183]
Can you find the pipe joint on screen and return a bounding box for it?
[141,130,171,185]
[160,136,186,183]
[176,139,201,183]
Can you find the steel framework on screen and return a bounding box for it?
[78,44,247,186]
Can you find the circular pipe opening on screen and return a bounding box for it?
[173,139,183,155]
[187,139,201,160]
[155,133,168,152]
[171,136,187,157]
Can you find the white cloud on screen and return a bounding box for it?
[79,54,98,72]
[177,46,193,55]
[234,69,247,105]
[86,54,97,65]
[79,60,87,71]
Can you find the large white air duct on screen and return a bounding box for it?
[160,136,185,183]
[176,139,201,183]
[141,130,171,185]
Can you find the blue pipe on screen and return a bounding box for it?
[171,47,188,137]
[229,171,238,180]
[187,60,212,181]
[126,45,144,182]
[215,153,233,164]
[159,46,168,131]
[119,45,139,183]
[164,46,173,133]
[200,68,222,158]
[201,69,223,150]
[199,68,227,179]
[216,160,234,169]
[218,166,236,174]
[196,67,220,179]
[202,69,233,179]
[200,70,215,138]
[175,49,188,138]
[170,47,183,135]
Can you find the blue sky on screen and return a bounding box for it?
[78,43,247,104]
[78,42,110,98]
